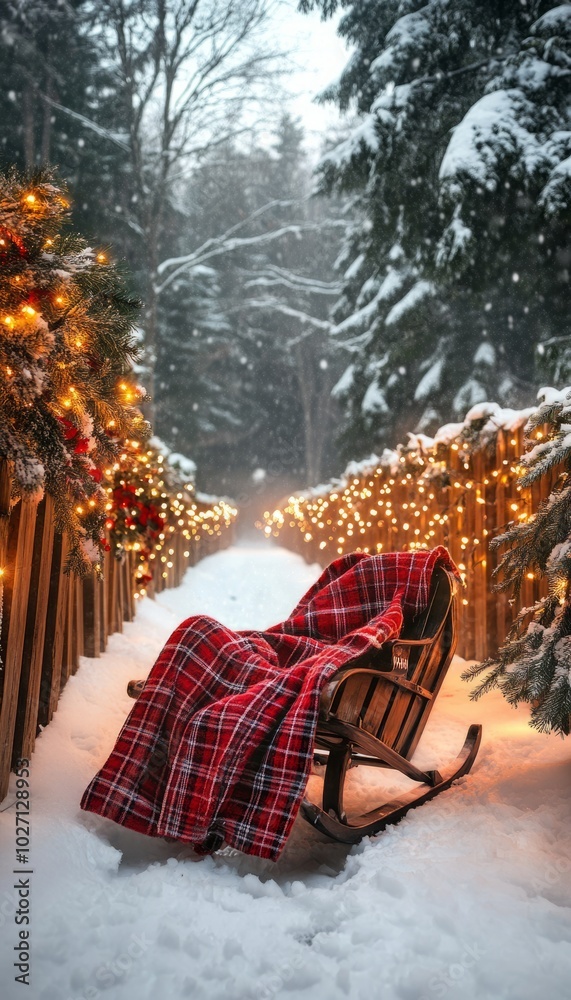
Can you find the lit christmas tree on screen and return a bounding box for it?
[0,170,146,574]
[463,387,571,735]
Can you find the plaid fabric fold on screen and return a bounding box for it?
[80,546,458,860]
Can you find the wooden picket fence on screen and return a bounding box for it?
[0,460,235,801]
[269,424,559,664]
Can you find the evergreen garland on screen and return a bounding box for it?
[0,169,146,574]
[463,387,571,736]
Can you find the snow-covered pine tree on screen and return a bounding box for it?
[155,262,235,460]
[0,1,129,256]
[462,386,571,735]
[300,0,571,459]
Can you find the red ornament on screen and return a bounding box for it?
[0,226,27,259]
[59,416,80,441]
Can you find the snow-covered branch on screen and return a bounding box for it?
[155,223,321,296]
[38,94,130,151]
[243,298,334,334]
[243,264,341,295]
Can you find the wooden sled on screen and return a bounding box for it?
[301,565,482,844]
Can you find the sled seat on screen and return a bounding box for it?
[301,564,482,843]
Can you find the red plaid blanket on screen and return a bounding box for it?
[81,547,458,860]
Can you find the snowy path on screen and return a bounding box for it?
[1,542,570,1000]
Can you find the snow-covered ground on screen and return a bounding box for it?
[1,541,570,1000]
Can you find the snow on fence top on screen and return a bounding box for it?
[261,388,570,665]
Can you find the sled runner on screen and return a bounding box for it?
[300,565,482,843]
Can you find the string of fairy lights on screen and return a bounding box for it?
[102,439,236,599]
[262,421,544,607]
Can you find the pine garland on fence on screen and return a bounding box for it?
[462,388,571,736]
[0,169,147,574]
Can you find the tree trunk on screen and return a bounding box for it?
[295,339,318,483]
[40,71,55,166]
[22,82,35,170]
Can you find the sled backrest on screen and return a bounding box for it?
[322,565,459,760]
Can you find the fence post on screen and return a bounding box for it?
[0,494,38,799]
[12,494,55,764]
[83,570,101,658]
[38,532,70,728]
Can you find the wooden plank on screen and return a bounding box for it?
[60,564,75,688]
[0,461,10,614]
[115,553,124,629]
[360,678,395,739]
[0,498,38,800]
[72,574,84,672]
[38,532,70,727]
[472,451,487,663]
[48,533,71,722]
[83,572,101,658]
[333,675,375,725]
[124,550,135,622]
[380,689,416,749]
[107,551,122,635]
[101,549,110,646]
[12,495,55,763]
[128,550,135,619]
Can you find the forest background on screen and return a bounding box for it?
[1,0,570,512]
